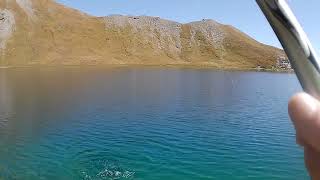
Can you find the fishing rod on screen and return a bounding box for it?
[256,0,320,99]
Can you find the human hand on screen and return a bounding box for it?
[289,92,320,179]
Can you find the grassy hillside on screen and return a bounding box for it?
[0,0,289,70]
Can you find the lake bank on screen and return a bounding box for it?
[0,63,294,73]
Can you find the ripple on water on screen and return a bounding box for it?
[78,160,135,180]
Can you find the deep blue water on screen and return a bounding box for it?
[0,67,308,179]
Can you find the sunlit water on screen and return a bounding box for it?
[0,67,308,179]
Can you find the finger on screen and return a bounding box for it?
[304,145,320,179]
[288,92,320,151]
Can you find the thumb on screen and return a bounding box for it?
[304,145,320,179]
[288,92,320,151]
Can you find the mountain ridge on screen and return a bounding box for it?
[0,0,290,70]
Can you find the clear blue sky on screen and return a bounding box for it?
[57,0,320,52]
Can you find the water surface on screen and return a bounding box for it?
[0,67,308,179]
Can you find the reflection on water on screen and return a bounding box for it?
[0,70,12,128]
[0,67,307,179]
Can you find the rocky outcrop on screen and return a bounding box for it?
[0,0,289,70]
[0,9,15,50]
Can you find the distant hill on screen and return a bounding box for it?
[0,0,289,70]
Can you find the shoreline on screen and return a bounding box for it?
[0,64,294,73]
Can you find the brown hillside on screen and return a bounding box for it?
[0,0,288,70]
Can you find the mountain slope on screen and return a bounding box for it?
[0,0,288,70]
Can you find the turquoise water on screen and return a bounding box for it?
[0,67,308,179]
